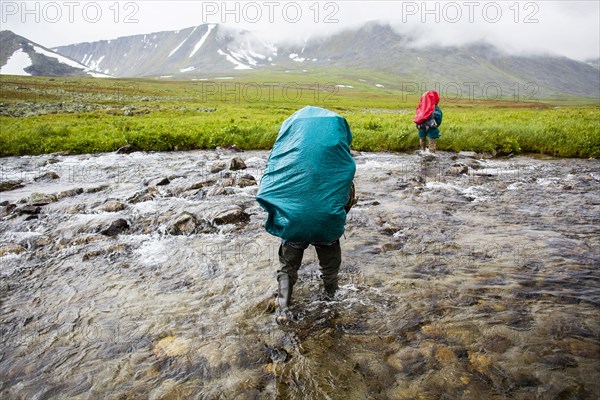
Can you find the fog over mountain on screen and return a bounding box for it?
[3,1,598,62]
[2,20,599,98]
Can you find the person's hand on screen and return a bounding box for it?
[424,118,437,131]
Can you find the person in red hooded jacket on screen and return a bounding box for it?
[413,90,443,153]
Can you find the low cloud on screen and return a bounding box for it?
[2,1,598,61]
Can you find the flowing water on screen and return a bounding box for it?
[1,149,599,400]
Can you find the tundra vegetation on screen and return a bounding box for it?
[1,75,598,158]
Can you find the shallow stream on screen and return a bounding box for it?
[1,149,598,399]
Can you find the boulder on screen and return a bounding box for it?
[229,157,247,171]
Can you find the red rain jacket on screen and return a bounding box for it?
[413,90,440,124]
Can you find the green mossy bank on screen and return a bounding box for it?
[1,76,598,158]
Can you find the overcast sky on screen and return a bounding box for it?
[1,1,599,61]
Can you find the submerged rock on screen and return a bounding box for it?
[481,334,512,354]
[458,151,478,159]
[100,219,129,237]
[97,200,127,213]
[206,186,234,197]
[210,162,227,173]
[128,187,159,203]
[185,179,214,192]
[0,244,26,257]
[57,188,84,199]
[237,175,257,187]
[164,212,217,235]
[387,347,427,376]
[542,353,579,370]
[263,344,290,363]
[155,177,170,186]
[166,212,198,236]
[209,205,250,225]
[447,164,469,175]
[13,205,40,215]
[145,177,170,187]
[1,203,16,217]
[0,180,24,192]
[30,192,57,206]
[34,171,60,181]
[85,184,109,193]
[153,336,191,358]
[220,178,236,187]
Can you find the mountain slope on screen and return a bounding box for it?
[54,24,277,77]
[276,23,599,98]
[0,30,109,77]
[5,23,599,98]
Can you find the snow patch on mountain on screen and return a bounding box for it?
[168,26,198,58]
[190,24,216,58]
[34,45,110,77]
[34,46,82,69]
[217,49,252,70]
[289,53,305,62]
[87,55,106,72]
[0,49,32,75]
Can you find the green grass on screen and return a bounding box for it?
[1,75,599,158]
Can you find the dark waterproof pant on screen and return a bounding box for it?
[277,240,341,290]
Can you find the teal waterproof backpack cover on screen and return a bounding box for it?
[256,106,356,243]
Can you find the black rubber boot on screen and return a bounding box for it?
[275,275,294,323]
[276,243,304,323]
[315,241,341,300]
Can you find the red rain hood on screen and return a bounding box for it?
[413,90,440,124]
